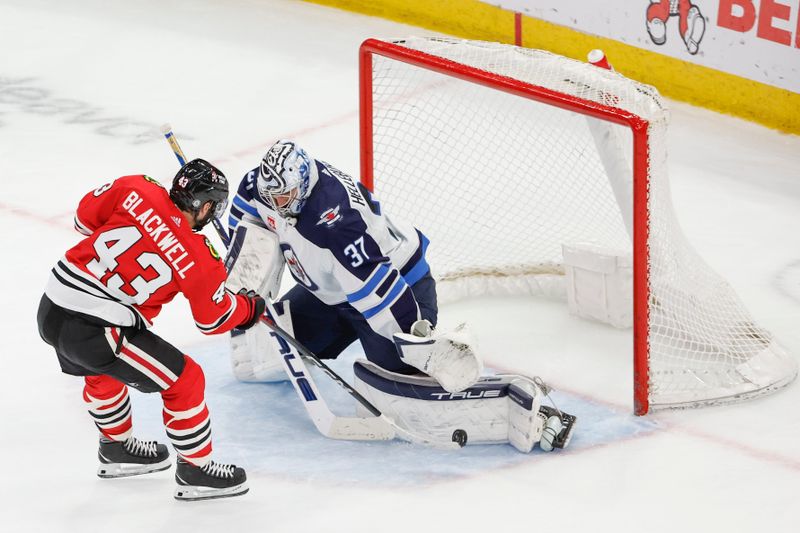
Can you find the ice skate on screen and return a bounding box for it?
[537,406,577,451]
[174,458,248,501]
[97,437,171,478]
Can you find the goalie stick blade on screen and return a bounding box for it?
[324,416,395,441]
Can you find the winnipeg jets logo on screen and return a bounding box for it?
[316,205,341,227]
[280,244,318,290]
[266,215,277,230]
[171,216,182,226]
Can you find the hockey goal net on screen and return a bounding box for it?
[359,37,796,414]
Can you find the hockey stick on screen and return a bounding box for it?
[259,306,462,449]
[160,124,385,441]
[161,125,461,449]
[260,302,395,442]
[160,124,231,248]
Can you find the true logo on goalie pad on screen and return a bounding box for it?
[429,390,503,400]
[355,362,508,402]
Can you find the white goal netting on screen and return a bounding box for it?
[362,37,796,413]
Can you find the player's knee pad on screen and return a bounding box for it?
[353,359,556,452]
[162,355,205,399]
[230,301,292,382]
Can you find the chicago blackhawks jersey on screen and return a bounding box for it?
[45,175,249,333]
[228,159,431,341]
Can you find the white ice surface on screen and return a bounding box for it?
[0,1,798,532]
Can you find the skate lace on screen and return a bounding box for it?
[201,461,235,478]
[124,437,158,458]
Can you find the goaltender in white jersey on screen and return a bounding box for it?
[224,139,576,452]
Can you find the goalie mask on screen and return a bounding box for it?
[169,158,229,230]
[257,140,312,217]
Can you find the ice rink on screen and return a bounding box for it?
[1,1,798,532]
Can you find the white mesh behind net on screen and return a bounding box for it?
[366,37,796,411]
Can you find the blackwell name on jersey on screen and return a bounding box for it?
[45,174,250,335]
[121,190,195,279]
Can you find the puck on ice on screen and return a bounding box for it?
[452,429,468,447]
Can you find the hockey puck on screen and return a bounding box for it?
[451,429,468,447]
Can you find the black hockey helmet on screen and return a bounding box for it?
[169,158,229,229]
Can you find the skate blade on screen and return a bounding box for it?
[97,458,171,479]
[174,482,249,501]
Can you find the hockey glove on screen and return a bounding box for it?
[393,319,483,393]
[236,288,266,331]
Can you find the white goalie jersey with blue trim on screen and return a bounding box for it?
[228,158,431,341]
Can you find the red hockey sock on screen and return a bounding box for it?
[161,355,213,466]
[84,375,133,441]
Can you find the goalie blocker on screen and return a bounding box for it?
[225,221,287,382]
[353,359,576,452]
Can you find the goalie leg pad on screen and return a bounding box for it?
[230,301,294,383]
[353,359,562,452]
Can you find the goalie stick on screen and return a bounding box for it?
[160,124,462,450]
[258,303,464,449]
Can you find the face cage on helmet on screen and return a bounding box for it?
[259,183,302,218]
[256,180,304,218]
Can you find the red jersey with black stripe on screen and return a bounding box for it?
[46,175,247,334]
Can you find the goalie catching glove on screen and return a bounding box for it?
[393,319,483,393]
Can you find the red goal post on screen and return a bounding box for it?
[358,37,796,415]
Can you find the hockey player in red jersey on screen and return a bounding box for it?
[36,159,265,501]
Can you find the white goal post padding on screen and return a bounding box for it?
[358,37,797,414]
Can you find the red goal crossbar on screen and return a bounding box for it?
[358,38,654,414]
